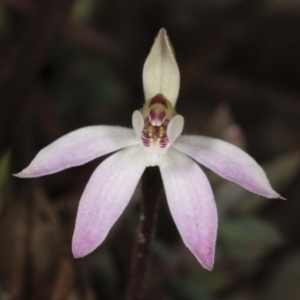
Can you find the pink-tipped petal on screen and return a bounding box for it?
[72,145,145,258]
[14,126,138,178]
[160,148,218,270]
[173,135,282,199]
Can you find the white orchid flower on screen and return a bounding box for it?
[15,28,282,271]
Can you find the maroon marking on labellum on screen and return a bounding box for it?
[149,94,167,108]
[149,109,166,125]
[141,117,170,148]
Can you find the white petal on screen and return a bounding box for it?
[143,28,180,106]
[14,126,138,177]
[132,110,144,140]
[72,145,146,258]
[167,114,184,145]
[160,148,218,270]
[173,135,282,199]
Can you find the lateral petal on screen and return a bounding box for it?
[72,145,146,258]
[132,110,144,140]
[167,114,184,145]
[15,126,138,177]
[143,28,180,106]
[160,148,218,270]
[173,135,282,199]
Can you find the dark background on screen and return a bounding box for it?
[0,0,300,299]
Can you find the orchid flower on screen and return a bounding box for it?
[15,28,282,271]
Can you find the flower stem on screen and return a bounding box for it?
[126,166,162,300]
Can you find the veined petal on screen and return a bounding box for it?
[160,148,217,270]
[143,28,180,106]
[14,126,138,177]
[72,145,146,258]
[173,135,282,199]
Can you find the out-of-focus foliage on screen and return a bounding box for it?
[256,251,300,300]
[70,0,97,22]
[219,217,281,260]
[0,2,6,31]
[0,151,10,212]
[50,47,128,125]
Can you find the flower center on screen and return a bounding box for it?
[140,93,177,149]
[141,118,169,148]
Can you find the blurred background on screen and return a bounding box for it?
[0,0,300,299]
